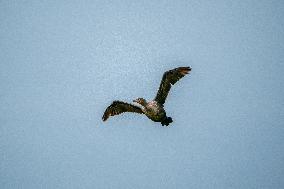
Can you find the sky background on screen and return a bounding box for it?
[1,1,284,188]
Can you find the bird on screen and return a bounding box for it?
[102,66,191,126]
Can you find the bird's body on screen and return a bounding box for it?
[142,100,166,122]
[102,66,191,126]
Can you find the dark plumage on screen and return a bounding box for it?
[102,101,143,121]
[102,66,191,126]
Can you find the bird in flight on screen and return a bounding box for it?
[102,66,191,126]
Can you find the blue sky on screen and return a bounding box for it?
[1,1,284,188]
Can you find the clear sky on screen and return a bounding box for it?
[1,1,284,188]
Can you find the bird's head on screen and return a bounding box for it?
[133,98,147,106]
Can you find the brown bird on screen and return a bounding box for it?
[102,66,191,126]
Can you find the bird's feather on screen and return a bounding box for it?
[154,67,191,105]
[102,101,143,121]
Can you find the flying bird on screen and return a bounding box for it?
[102,66,191,126]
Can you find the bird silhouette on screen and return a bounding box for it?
[102,66,191,126]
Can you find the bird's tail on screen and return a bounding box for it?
[161,117,173,126]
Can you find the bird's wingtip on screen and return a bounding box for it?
[102,114,108,121]
[180,66,191,75]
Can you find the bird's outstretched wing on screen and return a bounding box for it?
[102,101,143,121]
[154,67,191,105]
